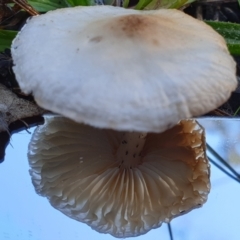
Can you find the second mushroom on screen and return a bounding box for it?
[29,115,210,238]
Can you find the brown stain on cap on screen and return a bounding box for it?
[116,14,154,38]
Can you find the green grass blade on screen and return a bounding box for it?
[135,0,153,10]
[140,0,196,10]
[28,0,68,12]
[205,21,240,56]
[0,30,18,52]
[123,0,130,8]
[64,0,95,6]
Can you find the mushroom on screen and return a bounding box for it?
[11,5,237,133]
[29,114,210,238]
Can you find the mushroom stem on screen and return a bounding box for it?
[116,131,147,168]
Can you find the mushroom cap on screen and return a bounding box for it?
[28,114,210,238]
[11,6,237,132]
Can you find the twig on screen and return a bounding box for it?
[207,143,240,179]
[208,156,240,184]
[12,0,39,16]
[167,223,174,240]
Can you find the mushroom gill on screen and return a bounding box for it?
[28,115,210,238]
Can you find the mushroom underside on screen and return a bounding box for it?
[28,115,210,238]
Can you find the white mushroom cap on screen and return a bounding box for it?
[28,115,210,238]
[11,6,237,132]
